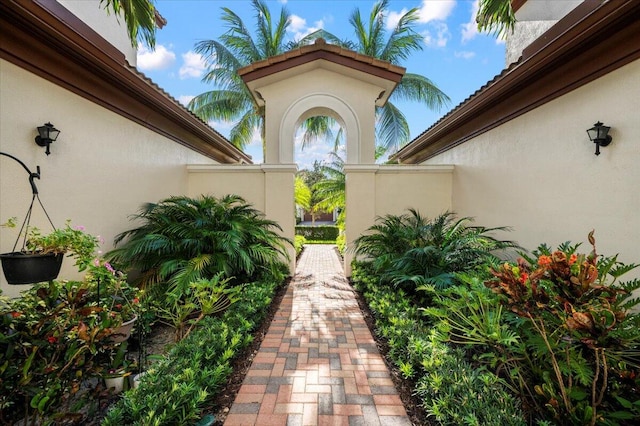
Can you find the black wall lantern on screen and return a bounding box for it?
[586,121,612,156]
[34,122,61,155]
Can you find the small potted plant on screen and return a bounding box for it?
[0,219,98,284]
[86,259,141,343]
[102,342,132,393]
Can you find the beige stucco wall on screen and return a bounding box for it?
[58,0,138,66]
[0,60,216,297]
[187,164,296,273]
[344,165,454,275]
[254,66,383,165]
[422,59,640,267]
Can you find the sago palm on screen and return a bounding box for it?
[354,210,516,291]
[106,194,290,294]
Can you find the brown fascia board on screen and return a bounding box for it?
[238,40,405,85]
[511,0,526,14]
[0,0,251,164]
[394,0,640,164]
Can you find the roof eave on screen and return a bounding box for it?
[393,0,640,164]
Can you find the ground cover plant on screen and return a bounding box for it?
[102,274,284,425]
[352,216,640,425]
[351,261,525,425]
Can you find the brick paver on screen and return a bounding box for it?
[225,245,411,426]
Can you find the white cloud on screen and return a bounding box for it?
[177,95,195,107]
[422,22,451,48]
[137,44,176,71]
[454,50,476,59]
[461,0,480,43]
[179,51,206,79]
[418,0,456,23]
[385,9,408,30]
[289,14,324,41]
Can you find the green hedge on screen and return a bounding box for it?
[102,275,283,425]
[295,225,339,241]
[350,261,525,425]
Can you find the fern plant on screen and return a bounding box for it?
[106,195,290,295]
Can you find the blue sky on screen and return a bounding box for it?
[137,0,505,169]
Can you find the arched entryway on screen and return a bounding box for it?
[237,39,405,273]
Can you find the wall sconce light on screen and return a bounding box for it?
[586,121,612,156]
[34,122,61,155]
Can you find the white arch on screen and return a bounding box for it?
[279,93,361,164]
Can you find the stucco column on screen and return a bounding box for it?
[262,164,297,274]
[343,165,379,276]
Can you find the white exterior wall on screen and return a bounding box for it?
[422,59,640,266]
[0,60,216,297]
[58,0,138,66]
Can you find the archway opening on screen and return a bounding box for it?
[292,110,347,257]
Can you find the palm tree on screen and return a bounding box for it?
[188,0,294,151]
[476,0,516,38]
[190,0,449,155]
[101,0,157,48]
[313,152,345,222]
[296,0,450,154]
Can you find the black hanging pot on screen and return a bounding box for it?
[0,252,64,284]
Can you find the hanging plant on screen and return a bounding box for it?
[1,219,99,284]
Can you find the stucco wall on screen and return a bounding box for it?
[422,59,640,266]
[0,60,216,297]
[187,164,296,273]
[58,0,138,66]
[344,165,454,275]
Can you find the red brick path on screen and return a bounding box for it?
[224,245,410,426]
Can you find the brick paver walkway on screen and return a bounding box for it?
[224,244,411,426]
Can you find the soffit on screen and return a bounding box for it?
[238,39,405,107]
[0,0,251,164]
[394,0,640,164]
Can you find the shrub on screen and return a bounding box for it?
[0,274,141,424]
[295,225,339,241]
[353,210,516,293]
[106,194,291,293]
[103,277,282,425]
[351,261,525,425]
[484,232,640,424]
[294,235,306,256]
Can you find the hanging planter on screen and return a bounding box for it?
[0,252,63,284]
[1,152,98,284]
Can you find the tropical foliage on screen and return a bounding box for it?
[189,0,449,154]
[353,210,516,292]
[351,261,526,425]
[100,0,157,48]
[353,227,640,426]
[476,0,516,38]
[106,194,290,293]
[104,277,283,425]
